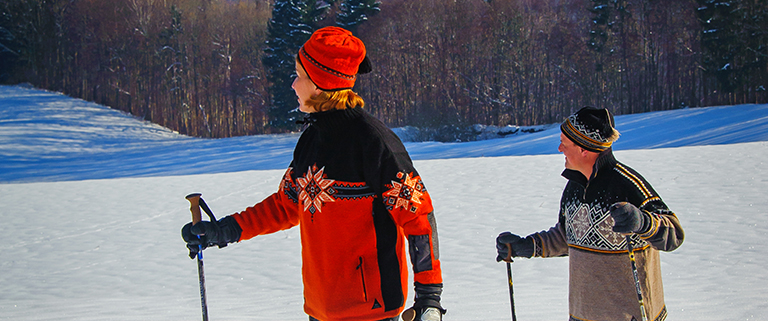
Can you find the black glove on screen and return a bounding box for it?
[609,202,652,234]
[496,232,534,262]
[409,282,446,321]
[181,216,242,259]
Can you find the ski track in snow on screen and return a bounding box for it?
[1,85,767,320]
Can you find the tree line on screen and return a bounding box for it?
[1,0,766,139]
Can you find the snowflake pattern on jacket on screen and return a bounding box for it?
[296,165,336,217]
[384,172,426,213]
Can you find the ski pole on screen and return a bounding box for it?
[626,236,648,321]
[186,193,216,321]
[504,244,517,321]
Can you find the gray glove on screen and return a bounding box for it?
[495,232,534,261]
[609,202,652,234]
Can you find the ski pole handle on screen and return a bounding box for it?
[186,193,203,224]
[401,307,416,321]
[503,243,514,263]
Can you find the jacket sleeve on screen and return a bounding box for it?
[384,171,442,284]
[363,129,443,285]
[531,211,570,258]
[635,197,684,251]
[231,167,301,241]
[617,163,685,252]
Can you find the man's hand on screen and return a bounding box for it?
[609,202,651,234]
[495,232,534,261]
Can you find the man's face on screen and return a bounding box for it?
[558,133,585,171]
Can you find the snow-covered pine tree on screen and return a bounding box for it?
[262,0,331,131]
[696,0,740,92]
[586,0,629,70]
[696,0,767,94]
[586,0,612,61]
[336,0,380,36]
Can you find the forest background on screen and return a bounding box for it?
[1,0,766,139]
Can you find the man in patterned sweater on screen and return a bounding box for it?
[496,106,684,321]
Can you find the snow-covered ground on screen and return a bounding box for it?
[1,84,767,320]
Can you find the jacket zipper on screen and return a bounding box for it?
[583,180,590,200]
[357,257,368,302]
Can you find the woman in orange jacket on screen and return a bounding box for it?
[182,26,445,321]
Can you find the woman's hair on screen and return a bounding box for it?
[305,89,365,112]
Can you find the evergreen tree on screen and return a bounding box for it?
[336,0,380,35]
[696,0,741,92]
[697,0,768,94]
[744,0,768,95]
[585,0,634,111]
[158,5,189,133]
[586,0,612,62]
[0,0,53,84]
[0,26,17,83]
[586,0,631,67]
[0,0,20,82]
[262,0,331,131]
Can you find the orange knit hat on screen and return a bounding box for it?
[298,26,371,91]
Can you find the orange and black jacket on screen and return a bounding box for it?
[231,107,443,321]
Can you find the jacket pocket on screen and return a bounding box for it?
[408,234,433,273]
[356,256,368,302]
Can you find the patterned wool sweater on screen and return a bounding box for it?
[231,107,442,321]
[531,150,684,321]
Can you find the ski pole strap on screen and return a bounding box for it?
[187,193,228,249]
[185,193,217,222]
[198,197,217,221]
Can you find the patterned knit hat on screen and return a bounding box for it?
[298,26,372,91]
[560,106,620,152]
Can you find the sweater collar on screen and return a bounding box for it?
[561,148,617,185]
[593,148,617,172]
[303,107,364,131]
